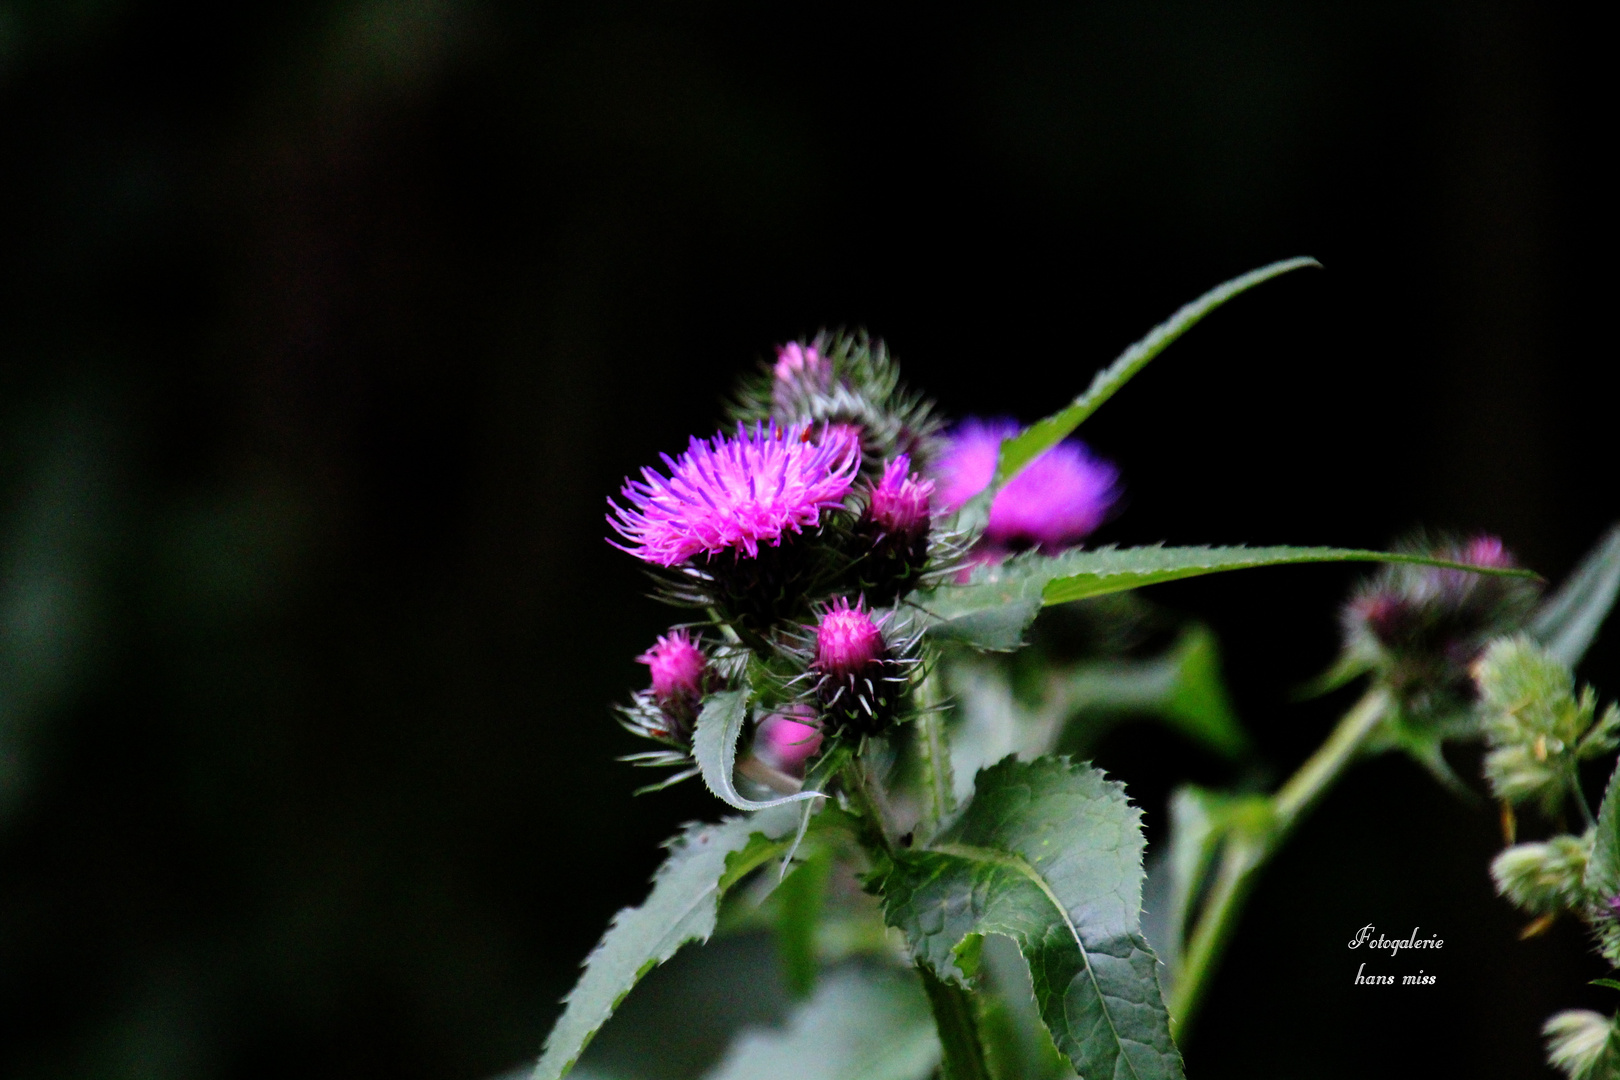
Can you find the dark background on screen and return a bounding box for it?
[1,2,1614,1077]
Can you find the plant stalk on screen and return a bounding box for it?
[917,963,994,1080]
[915,670,955,840]
[1169,684,1391,1038]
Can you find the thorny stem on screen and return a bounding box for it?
[1169,684,1391,1039]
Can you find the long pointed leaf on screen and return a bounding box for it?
[911,544,1538,651]
[534,806,801,1080]
[993,257,1319,486]
[878,756,1184,1080]
[694,689,825,812]
[1533,523,1620,667]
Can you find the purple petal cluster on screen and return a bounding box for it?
[935,417,1118,551]
[608,421,860,566]
[866,455,934,541]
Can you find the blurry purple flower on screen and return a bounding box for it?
[756,709,823,774]
[608,421,860,566]
[638,629,709,706]
[934,417,1118,552]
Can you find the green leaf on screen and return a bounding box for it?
[1586,760,1620,967]
[911,544,1538,651]
[1045,625,1248,760]
[694,689,825,812]
[1591,979,1620,992]
[702,967,940,1080]
[770,845,835,997]
[533,806,801,1080]
[1533,523,1620,668]
[993,258,1319,487]
[877,756,1184,1080]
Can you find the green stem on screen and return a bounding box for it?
[841,757,897,856]
[917,963,994,1080]
[1169,684,1390,1039]
[915,670,956,840]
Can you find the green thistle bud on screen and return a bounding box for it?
[1491,833,1593,915]
[1544,1010,1620,1080]
[1476,636,1620,815]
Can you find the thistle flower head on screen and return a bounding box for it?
[638,629,709,705]
[1342,534,1539,718]
[805,596,916,737]
[866,455,934,541]
[815,596,886,676]
[608,420,860,567]
[935,417,1118,552]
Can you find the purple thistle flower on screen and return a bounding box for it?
[816,596,886,675]
[866,455,934,543]
[809,596,911,736]
[934,417,1119,552]
[638,630,709,706]
[607,420,861,567]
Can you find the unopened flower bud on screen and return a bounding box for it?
[850,455,935,603]
[811,597,910,737]
[1544,1010,1620,1080]
[1490,834,1592,914]
[1342,534,1539,718]
[633,629,715,740]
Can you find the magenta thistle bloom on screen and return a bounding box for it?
[934,417,1118,552]
[810,597,911,736]
[816,596,886,675]
[867,455,934,541]
[638,629,709,706]
[608,420,860,567]
[756,709,824,774]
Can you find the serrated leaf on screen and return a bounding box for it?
[911,545,1537,650]
[1533,523,1620,668]
[877,756,1184,1080]
[694,689,825,812]
[992,258,1319,487]
[703,967,940,1080]
[1585,760,1620,967]
[534,806,801,1080]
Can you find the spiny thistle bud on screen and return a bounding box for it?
[617,629,718,765]
[1475,636,1620,814]
[640,630,711,717]
[849,455,936,604]
[934,417,1118,555]
[607,420,860,627]
[754,708,824,775]
[1342,534,1539,720]
[1491,834,1593,915]
[810,597,913,737]
[731,331,942,478]
[1544,1010,1620,1080]
[772,342,833,411]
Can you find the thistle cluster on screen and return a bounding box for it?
[606,334,958,788]
[1341,534,1540,724]
[1474,637,1620,1079]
